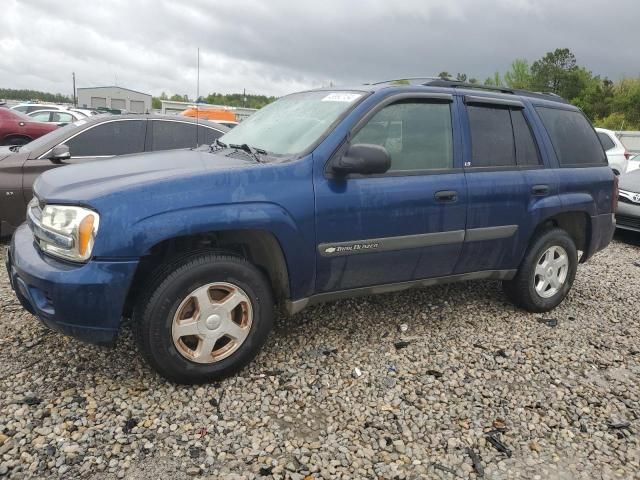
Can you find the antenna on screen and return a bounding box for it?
[196,47,200,148]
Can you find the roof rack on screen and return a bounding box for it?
[422,79,569,104]
[366,77,443,86]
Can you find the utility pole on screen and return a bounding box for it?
[72,72,77,107]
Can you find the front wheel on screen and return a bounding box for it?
[503,228,578,312]
[133,253,274,384]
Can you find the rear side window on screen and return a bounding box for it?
[597,132,616,151]
[467,105,515,167]
[351,100,453,171]
[151,121,223,151]
[66,120,146,157]
[536,107,606,166]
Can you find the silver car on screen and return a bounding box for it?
[617,170,640,232]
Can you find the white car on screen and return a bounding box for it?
[70,108,100,117]
[595,127,630,175]
[27,109,85,125]
[10,103,70,114]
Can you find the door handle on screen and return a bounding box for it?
[531,184,550,196]
[435,190,458,202]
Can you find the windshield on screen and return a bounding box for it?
[219,90,365,156]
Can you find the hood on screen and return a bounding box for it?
[34,148,256,202]
[619,169,640,192]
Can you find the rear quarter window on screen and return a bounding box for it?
[536,107,606,166]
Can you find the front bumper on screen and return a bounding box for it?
[616,201,640,233]
[6,225,138,345]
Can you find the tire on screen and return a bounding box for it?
[133,252,274,384]
[2,136,30,146]
[503,228,577,313]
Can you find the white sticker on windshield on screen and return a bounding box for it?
[321,93,362,103]
[72,120,87,127]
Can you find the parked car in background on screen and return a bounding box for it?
[596,127,631,175]
[0,108,58,146]
[5,81,616,383]
[617,170,640,232]
[70,108,100,117]
[0,115,227,236]
[11,103,70,114]
[28,109,86,125]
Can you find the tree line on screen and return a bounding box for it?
[0,88,72,104]
[152,92,277,110]
[439,48,640,130]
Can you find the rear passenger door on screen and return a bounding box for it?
[456,96,553,274]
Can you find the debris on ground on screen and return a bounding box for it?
[486,432,513,457]
[538,318,558,327]
[466,447,484,477]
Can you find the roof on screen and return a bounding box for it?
[73,113,229,131]
[76,86,151,97]
[318,78,571,106]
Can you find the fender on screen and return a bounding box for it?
[99,201,315,299]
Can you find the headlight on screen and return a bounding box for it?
[28,200,100,262]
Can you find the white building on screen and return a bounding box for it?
[77,86,152,113]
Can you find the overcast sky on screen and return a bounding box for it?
[1,0,638,99]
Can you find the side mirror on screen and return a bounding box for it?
[49,144,71,164]
[331,144,391,176]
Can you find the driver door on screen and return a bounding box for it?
[313,95,467,292]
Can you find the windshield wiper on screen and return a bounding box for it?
[228,143,267,163]
[208,138,227,152]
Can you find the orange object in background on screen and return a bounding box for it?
[181,107,237,124]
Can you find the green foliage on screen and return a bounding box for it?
[437,71,451,80]
[484,72,503,87]
[0,88,72,103]
[391,79,411,85]
[151,97,161,109]
[203,92,277,109]
[504,59,531,89]
[594,112,628,130]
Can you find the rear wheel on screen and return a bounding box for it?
[133,253,274,383]
[503,228,577,312]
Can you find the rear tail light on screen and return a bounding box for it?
[612,174,619,211]
[624,151,631,160]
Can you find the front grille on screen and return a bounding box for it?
[616,214,640,230]
[619,196,635,205]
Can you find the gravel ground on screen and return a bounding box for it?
[1,233,640,480]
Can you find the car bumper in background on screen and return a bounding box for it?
[6,225,138,346]
[616,202,640,233]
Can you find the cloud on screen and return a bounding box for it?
[1,0,638,99]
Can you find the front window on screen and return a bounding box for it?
[219,90,366,157]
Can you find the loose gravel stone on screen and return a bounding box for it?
[1,234,640,479]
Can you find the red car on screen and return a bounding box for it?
[0,107,58,146]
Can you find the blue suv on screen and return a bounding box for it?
[6,79,616,383]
